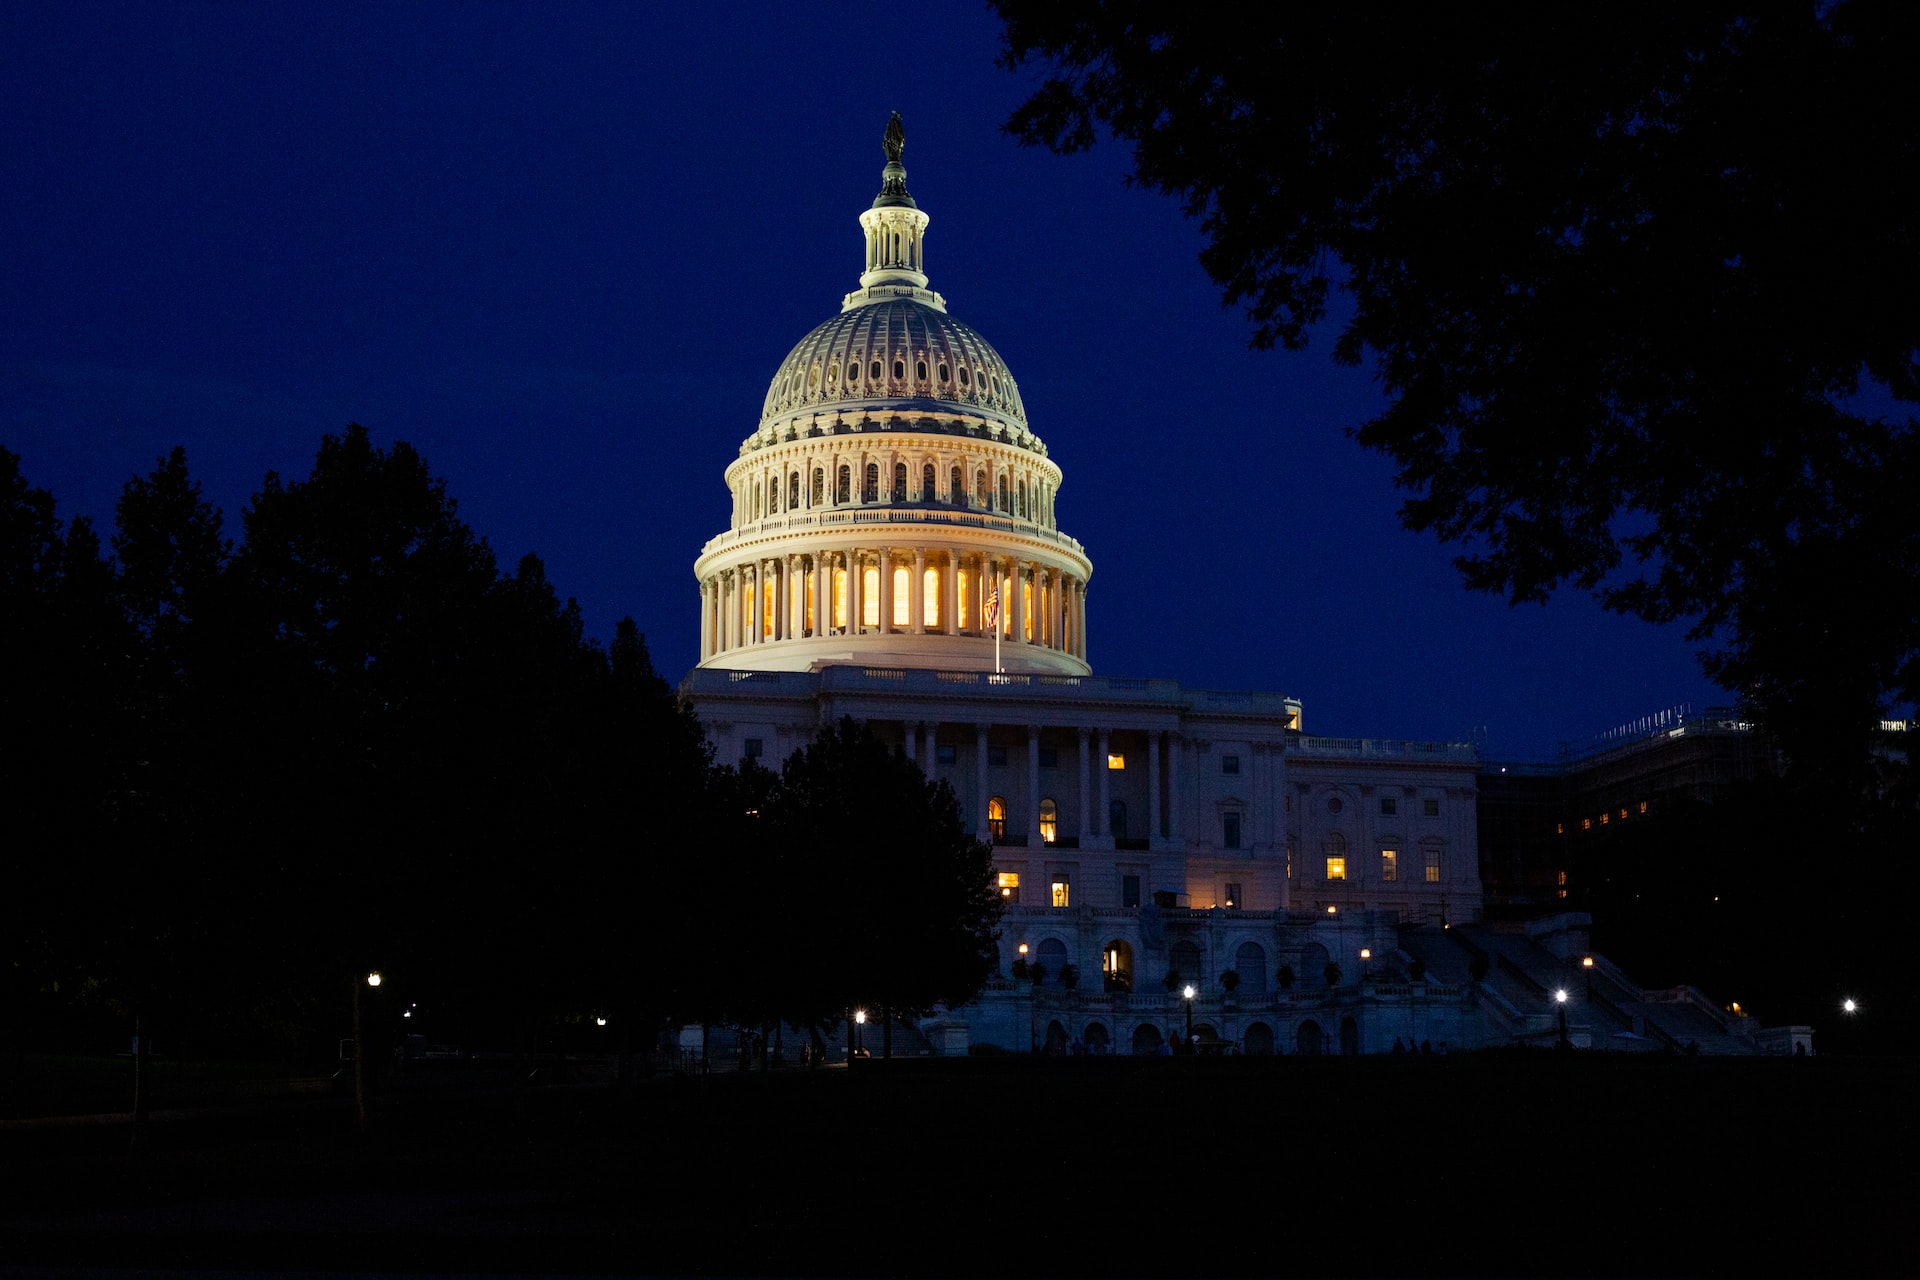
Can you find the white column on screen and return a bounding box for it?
[911,547,927,635]
[1027,724,1041,846]
[976,723,991,841]
[1149,729,1162,843]
[698,578,712,660]
[1012,560,1028,644]
[944,548,960,634]
[1169,734,1183,843]
[1075,580,1088,660]
[1096,728,1111,837]
[848,551,863,633]
[1078,727,1092,840]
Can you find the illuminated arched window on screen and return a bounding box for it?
[1326,831,1348,881]
[975,469,987,507]
[892,462,907,503]
[1039,798,1058,846]
[832,567,848,629]
[923,463,935,502]
[1023,576,1034,640]
[864,463,879,503]
[923,567,939,627]
[956,567,970,628]
[811,468,823,506]
[836,465,850,503]
[891,566,909,626]
[987,796,1007,844]
[862,566,879,626]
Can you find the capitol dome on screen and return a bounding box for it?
[694,115,1092,676]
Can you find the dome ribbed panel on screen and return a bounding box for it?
[759,300,1026,427]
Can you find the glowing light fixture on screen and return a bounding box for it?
[1842,998,1858,1014]
[1581,956,1595,968]
[1360,949,1372,960]
[1017,943,1028,956]
[366,971,382,988]
[1182,985,1195,1001]
[854,1009,867,1025]
[596,1017,607,1027]
[1553,988,1569,1004]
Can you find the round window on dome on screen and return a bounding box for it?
[938,363,950,382]
[893,359,905,380]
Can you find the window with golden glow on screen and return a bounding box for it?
[997,871,1020,903]
[761,579,774,638]
[923,568,939,627]
[833,568,847,629]
[1326,857,1347,880]
[1424,842,1442,882]
[987,796,1007,844]
[1107,753,1125,770]
[1023,578,1034,640]
[892,566,909,626]
[1002,576,1014,635]
[1381,848,1399,882]
[804,574,815,634]
[1039,798,1058,846]
[1051,879,1070,908]
[863,567,879,626]
[957,568,970,627]
[1223,882,1242,909]
[1639,800,1648,814]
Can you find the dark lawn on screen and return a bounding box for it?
[0,1053,1908,1277]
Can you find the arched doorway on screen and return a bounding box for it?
[1102,939,1134,992]
[1340,1016,1360,1056]
[1297,1020,1324,1056]
[1037,938,1069,985]
[1131,1024,1163,1056]
[1044,1020,1068,1056]
[1244,1022,1276,1056]
[1170,939,1204,986]
[1235,942,1268,995]
[1083,1022,1110,1054]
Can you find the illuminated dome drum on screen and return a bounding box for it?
[694,115,1093,675]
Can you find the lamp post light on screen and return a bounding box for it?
[1182,983,1196,1046]
[1360,948,1372,982]
[854,1008,866,1059]
[353,970,384,1131]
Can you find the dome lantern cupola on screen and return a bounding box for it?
[853,112,942,309]
[693,116,1093,677]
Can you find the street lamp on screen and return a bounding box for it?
[854,1008,866,1058]
[1842,998,1858,1014]
[366,971,382,988]
[1182,983,1196,1045]
[1360,948,1372,982]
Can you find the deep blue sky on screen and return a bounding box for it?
[2,2,1722,760]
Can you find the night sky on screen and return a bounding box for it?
[3,3,1721,761]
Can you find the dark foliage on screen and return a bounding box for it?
[995,2,1919,798]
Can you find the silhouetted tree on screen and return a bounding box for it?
[995,3,1919,797]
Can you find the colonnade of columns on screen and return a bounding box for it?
[699,546,1088,663]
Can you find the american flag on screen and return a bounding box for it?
[982,586,1000,632]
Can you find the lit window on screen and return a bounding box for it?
[987,796,1007,843]
[1327,857,1347,881]
[1051,879,1070,908]
[1424,798,1440,818]
[1381,848,1399,882]
[1618,808,1628,821]
[1600,812,1610,825]
[956,568,970,627]
[997,871,1019,903]
[743,738,763,760]
[1222,754,1240,775]
[1381,797,1397,816]
[1039,798,1058,846]
[833,567,848,629]
[1223,813,1242,849]
[1223,882,1242,910]
[1639,800,1648,814]
[862,566,879,625]
[1556,870,1567,886]
[1425,845,1441,883]
[1582,817,1593,830]
[892,565,909,626]
[1556,822,1565,834]
[1107,753,1126,770]
[923,567,939,627]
